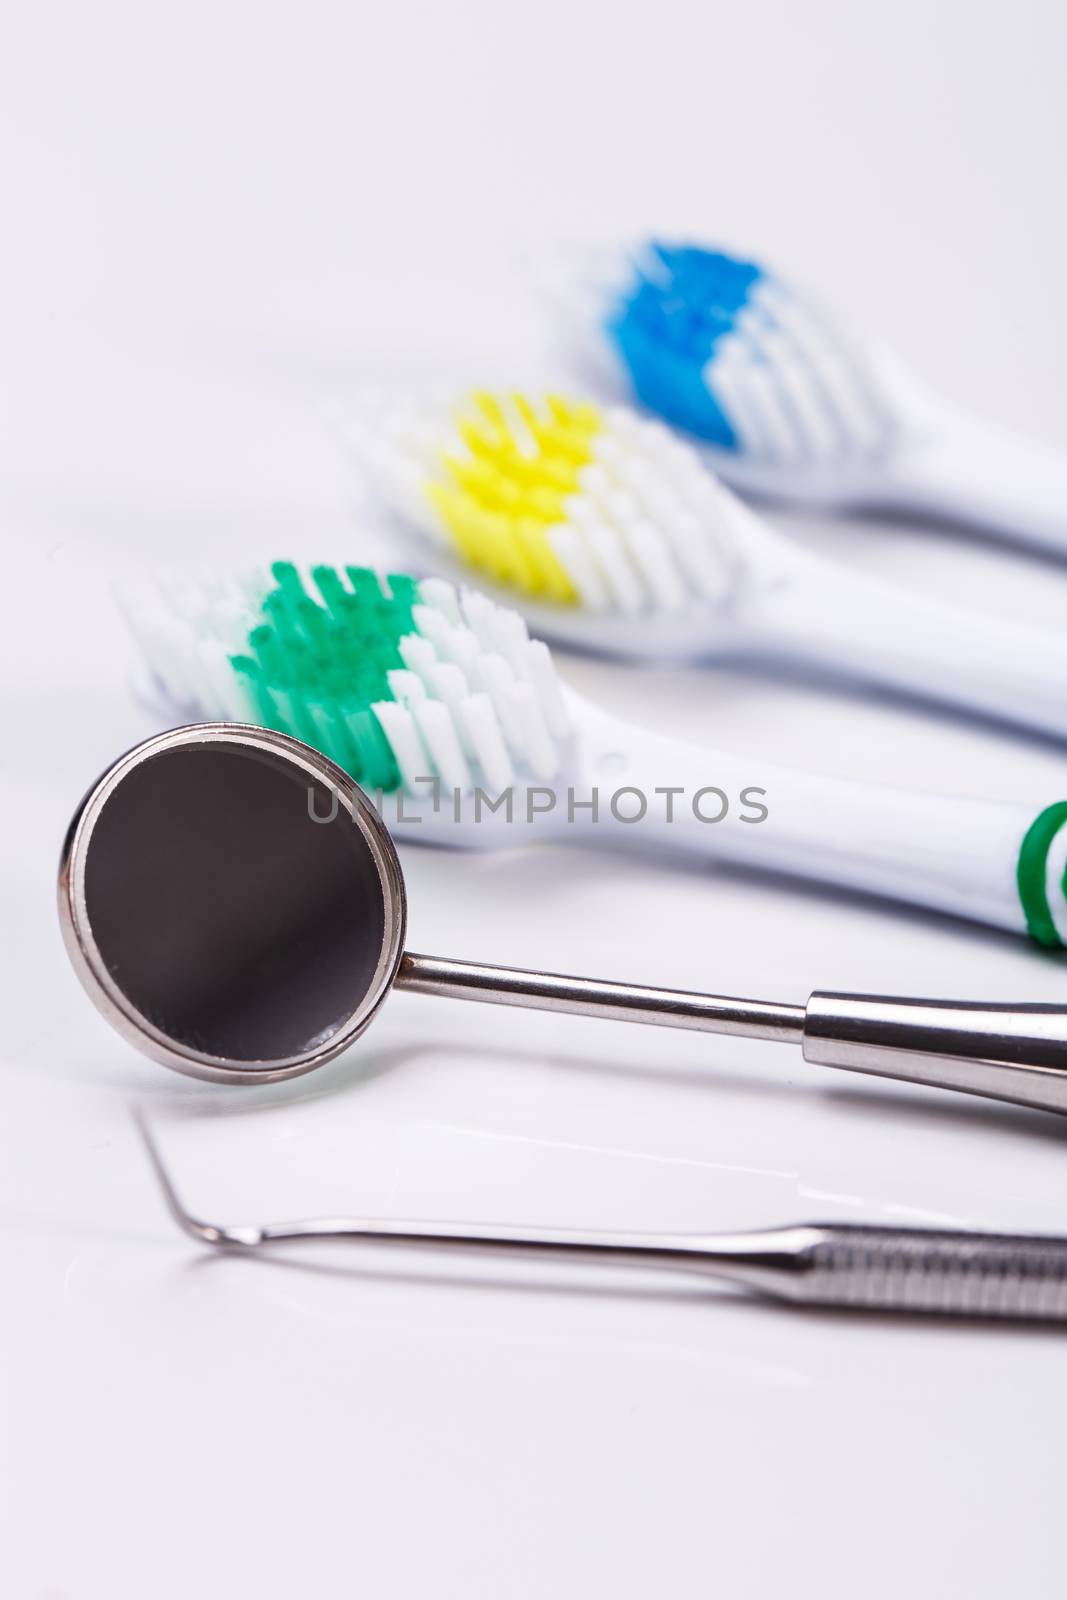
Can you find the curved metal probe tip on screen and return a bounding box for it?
[129,1106,713,1270]
[132,1107,262,1249]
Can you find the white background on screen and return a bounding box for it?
[4,2,1067,1595]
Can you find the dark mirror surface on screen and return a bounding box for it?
[82,742,388,1063]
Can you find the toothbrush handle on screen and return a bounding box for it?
[745,554,1067,740]
[885,412,1067,556]
[591,715,1047,935]
[779,1225,1067,1320]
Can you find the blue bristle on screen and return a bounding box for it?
[604,241,765,449]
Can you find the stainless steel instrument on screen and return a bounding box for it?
[135,1111,1067,1322]
[60,723,1067,1117]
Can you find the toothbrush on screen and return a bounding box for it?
[544,237,1067,553]
[117,560,1067,947]
[338,387,1067,741]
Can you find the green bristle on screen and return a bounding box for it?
[385,572,418,631]
[262,592,316,665]
[345,565,385,603]
[386,572,418,607]
[302,699,353,772]
[322,706,365,780]
[225,563,421,792]
[271,560,307,598]
[345,707,401,791]
[279,685,323,749]
[310,564,352,618]
[248,624,289,684]
[230,656,282,730]
[294,595,332,653]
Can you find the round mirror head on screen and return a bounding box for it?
[58,724,407,1083]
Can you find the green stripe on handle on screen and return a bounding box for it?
[1017,801,1067,948]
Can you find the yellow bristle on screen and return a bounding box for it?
[421,392,604,605]
[458,416,505,463]
[445,454,507,508]
[552,423,596,466]
[512,518,579,603]
[510,392,544,439]
[428,483,537,592]
[525,484,569,523]
[472,391,510,432]
[473,506,530,589]
[537,453,584,495]
[548,394,601,433]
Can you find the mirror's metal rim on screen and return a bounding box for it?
[57,722,408,1085]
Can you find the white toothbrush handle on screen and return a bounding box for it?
[740,551,1067,740]
[580,710,1064,938]
[883,411,1067,555]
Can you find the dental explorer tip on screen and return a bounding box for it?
[131,1105,257,1249]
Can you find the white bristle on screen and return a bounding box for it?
[434,620,481,680]
[486,606,532,677]
[398,633,439,684]
[458,693,514,793]
[545,525,610,611]
[425,657,469,704]
[596,484,641,531]
[576,461,611,501]
[387,582,572,793]
[758,327,841,461]
[200,638,249,721]
[737,347,805,465]
[386,668,427,708]
[583,519,646,614]
[371,701,431,794]
[458,588,500,651]
[411,699,473,794]
[475,653,524,750]
[707,345,773,460]
[418,577,462,626]
[755,279,892,455]
[409,604,451,650]
[425,660,477,757]
[525,640,573,740]
[657,506,733,603]
[508,682,560,781]
[115,569,264,715]
[624,519,687,611]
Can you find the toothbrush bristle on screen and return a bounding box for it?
[118,563,573,796]
[349,390,744,615]
[599,240,897,466]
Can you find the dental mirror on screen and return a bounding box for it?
[60,725,405,1083]
[60,724,1067,1114]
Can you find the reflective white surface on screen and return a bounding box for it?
[5,1,1067,1593]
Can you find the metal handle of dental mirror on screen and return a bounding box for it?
[395,954,1067,1117]
[60,723,1067,1115]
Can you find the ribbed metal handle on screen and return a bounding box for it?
[797,1226,1067,1319]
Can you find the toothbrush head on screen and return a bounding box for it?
[347,389,748,620]
[117,562,574,803]
[572,240,899,475]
